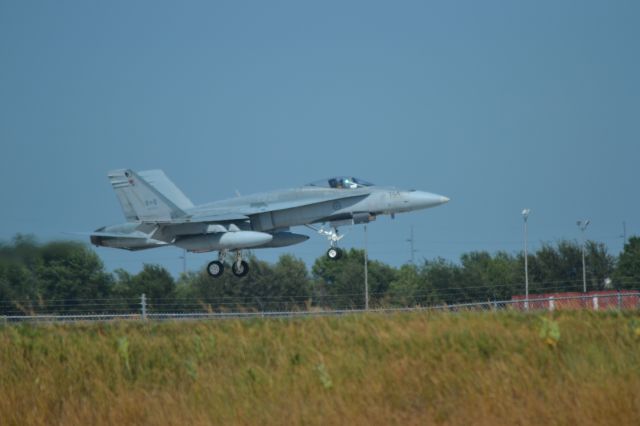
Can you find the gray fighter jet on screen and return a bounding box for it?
[90,169,449,277]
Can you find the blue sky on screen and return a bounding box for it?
[1,0,638,276]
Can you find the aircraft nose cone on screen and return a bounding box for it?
[407,191,450,210]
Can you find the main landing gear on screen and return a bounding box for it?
[207,250,249,278]
[207,260,224,278]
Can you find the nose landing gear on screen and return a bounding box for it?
[313,226,345,261]
[326,246,343,260]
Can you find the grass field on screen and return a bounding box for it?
[1,311,639,425]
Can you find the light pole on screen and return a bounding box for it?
[577,220,590,293]
[522,209,531,310]
[179,249,187,275]
[364,224,369,310]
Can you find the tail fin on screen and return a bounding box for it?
[108,169,191,222]
[137,170,194,210]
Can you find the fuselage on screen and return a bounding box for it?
[187,185,449,231]
[92,172,449,256]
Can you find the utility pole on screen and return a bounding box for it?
[577,220,590,293]
[522,209,530,310]
[364,225,369,310]
[407,226,417,264]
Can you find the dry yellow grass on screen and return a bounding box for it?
[1,310,639,425]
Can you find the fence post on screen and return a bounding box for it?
[618,291,622,310]
[593,295,599,311]
[141,293,147,320]
[549,296,555,312]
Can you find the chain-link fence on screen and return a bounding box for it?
[1,291,638,323]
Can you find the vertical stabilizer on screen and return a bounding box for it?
[108,169,188,222]
[138,169,194,210]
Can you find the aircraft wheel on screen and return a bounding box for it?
[207,261,224,278]
[232,260,249,277]
[327,247,343,260]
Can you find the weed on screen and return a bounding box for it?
[315,363,333,390]
[0,311,637,425]
[539,317,561,348]
[117,336,130,375]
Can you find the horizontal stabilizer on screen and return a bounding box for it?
[88,230,168,251]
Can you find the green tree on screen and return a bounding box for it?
[0,235,42,311]
[488,251,521,300]
[528,240,614,293]
[175,254,310,312]
[0,236,114,313]
[110,269,135,298]
[614,236,640,289]
[422,257,462,304]
[388,263,438,307]
[0,234,40,267]
[459,251,520,302]
[529,241,582,292]
[109,264,175,312]
[585,241,615,290]
[0,261,37,314]
[35,241,113,313]
[312,249,396,309]
[270,254,312,310]
[131,264,175,301]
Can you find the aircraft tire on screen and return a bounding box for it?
[327,247,343,260]
[232,260,249,277]
[207,261,225,278]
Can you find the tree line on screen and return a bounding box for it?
[1,234,639,314]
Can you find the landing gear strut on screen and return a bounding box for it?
[315,226,344,261]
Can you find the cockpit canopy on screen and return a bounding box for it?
[306,176,374,189]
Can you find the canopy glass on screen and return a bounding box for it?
[306,177,374,189]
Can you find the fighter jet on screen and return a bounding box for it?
[90,169,449,277]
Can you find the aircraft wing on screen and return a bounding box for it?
[173,212,250,224]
